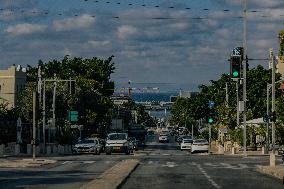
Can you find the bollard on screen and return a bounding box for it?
[232,147,236,155]
[270,152,276,167]
[261,146,266,155]
[27,144,32,155]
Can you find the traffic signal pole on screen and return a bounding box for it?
[242,0,247,157]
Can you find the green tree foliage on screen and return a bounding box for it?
[170,65,280,144]
[19,56,115,140]
[279,29,284,56]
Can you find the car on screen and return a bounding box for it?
[105,133,131,155]
[176,135,192,143]
[180,138,193,151]
[159,133,169,143]
[72,138,102,155]
[191,139,209,153]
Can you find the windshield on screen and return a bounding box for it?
[183,140,193,143]
[108,133,127,140]
[78,139,96,144]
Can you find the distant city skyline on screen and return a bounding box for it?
[0,0,283,91]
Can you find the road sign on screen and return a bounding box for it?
[69,111,78,122]
[208,101,215,108]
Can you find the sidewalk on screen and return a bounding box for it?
[0,158,57,168]
[257,165,284,181]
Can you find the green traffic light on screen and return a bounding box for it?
[233,71,239,77]
[208,118,213,123]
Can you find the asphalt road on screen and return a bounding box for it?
[0,133,283,189]
[122,134,284,189]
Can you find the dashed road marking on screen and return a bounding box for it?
[193,162,221,189]
[161,162,178,168]
[62,161,95,165]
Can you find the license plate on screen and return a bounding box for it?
[113,147,120,150]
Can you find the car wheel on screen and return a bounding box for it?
[97,149,101,155]
[125,149,130,155]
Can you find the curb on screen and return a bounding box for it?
[80,159,139,189]
[116,161,139,189]
[257,165,284,183]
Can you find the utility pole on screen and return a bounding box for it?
[266,84,270,153]
[271,49,276,154]
[236,80,239,128]
[191,124,194,138]
[209,123,212,153]
[42,81,46,153]
[37,66,42,143]
[52,77,57,134]
[32,91,36,161]
[225,82,229,108]
[242,0,248,157]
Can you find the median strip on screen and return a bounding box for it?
[80,159,139,189]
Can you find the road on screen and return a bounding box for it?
[0,133,283,189]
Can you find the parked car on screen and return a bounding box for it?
[159,133,169,143]
[105,133,131,155]
[72,138,102,155]
[191,139,209,153]
[180,138,193,151]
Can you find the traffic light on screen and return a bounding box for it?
[230,56,241,78]
[263,113,269,123]
[269,111,276,122]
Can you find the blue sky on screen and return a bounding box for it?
[0,0,283,92]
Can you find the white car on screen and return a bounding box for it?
[72,138,101,155]
[180,139,193,151]
[105,133,131,155]
[159,134,169,143]
[191,139,209,153]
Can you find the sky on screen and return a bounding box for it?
[0,0,283,92]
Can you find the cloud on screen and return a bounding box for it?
[117,25,138,39]
[5,23,47,36]
[53,14,96,31]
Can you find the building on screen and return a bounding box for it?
[179,90,199,98]
[0,65,26,109]
[276,56,284,76]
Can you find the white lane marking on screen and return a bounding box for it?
[148,161,154,164]
[204,163,219,167]
[162,162,178,168]
[193,162,221,189]
[62,161,95,165]
[162,154,170,156]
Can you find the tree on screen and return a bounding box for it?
[19,56,115,141]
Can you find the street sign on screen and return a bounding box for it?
[208,101,215,108]
[69,111,78,122]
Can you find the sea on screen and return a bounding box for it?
[132,92,178,119]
